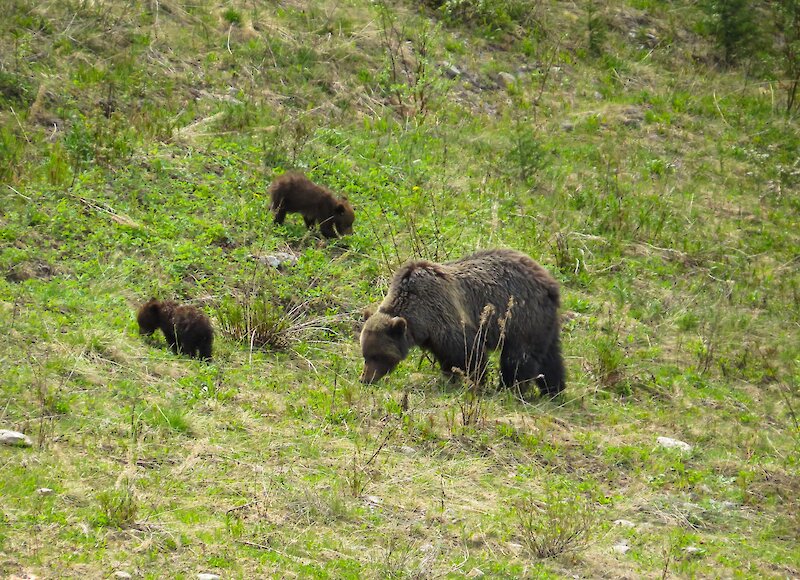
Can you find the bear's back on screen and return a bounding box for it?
[449,248,559,307]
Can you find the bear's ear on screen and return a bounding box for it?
[389,316,407,336]
[335,203,346,215]
[362,307,375,321]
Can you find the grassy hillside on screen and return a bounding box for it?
[1,0,798,577]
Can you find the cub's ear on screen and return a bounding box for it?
[389,316,407,336]
[362,306,375,321]
[335,203,346,215]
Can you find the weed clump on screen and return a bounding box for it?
[514,482,598,559]
[216,292,337,352]
[96,480,138,528]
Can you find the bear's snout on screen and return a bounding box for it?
[360,365,385,384]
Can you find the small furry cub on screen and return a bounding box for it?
[269,171,355,238]
[137,298,213,360]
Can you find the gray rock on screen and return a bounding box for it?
[612,540,630,554]
[657,436,692,452]
[613,519,635,528]
[442,61,462,79]
[197,574,221,580]
[0,429,33,447]
[683,546,705,557]
[466,568,485,578]
[113,572,133,579]
[497,72,516,88]
[253,252,297,269]
[36,488,54,496]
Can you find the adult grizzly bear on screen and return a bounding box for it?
[269,172,355,238]
[360,249,565,396]
[136,298,213,360]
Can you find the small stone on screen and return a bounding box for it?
[497,72,516,88]
[506,542,523,553]
[113,572,133,579]
[197,575,221,580]
[683,546,704,558]
[365,495,383,506]
[399,445,417,455]
[613,519,635,528]
[442,61,461,78]
[561,122,575,132]
[657,436,692,452]
[36,488,54,496]
[255,251,297,269]
[0,430,33,447]
[466,568,484,578]
[612,540,630,554]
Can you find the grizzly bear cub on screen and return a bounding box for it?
[360,249,565,396]
[269,172,355,238]
[136,298,214,360]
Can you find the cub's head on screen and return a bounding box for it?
[333,198,355,236]
[359,310,410,383]
[136,298,162,335]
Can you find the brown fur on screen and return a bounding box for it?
[269,172,355,238]
[360,249,565,395]
[136,298,213,360]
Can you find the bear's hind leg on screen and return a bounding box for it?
[273,204,287,225]
[536,338,565,396]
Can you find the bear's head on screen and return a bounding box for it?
[136,298,162,335]
[333,199,355,236]
[359,310,411,383]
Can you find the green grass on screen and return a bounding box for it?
[1,0,798,577]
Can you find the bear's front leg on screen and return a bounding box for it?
[163,329,180,354]
[319,220,337,238]
[437,351,487,385]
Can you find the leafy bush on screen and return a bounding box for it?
[96,483,138,528]
[425,0,539,34]
[702,0,761,65]
[216,291,338,352]
[514,481,598,559]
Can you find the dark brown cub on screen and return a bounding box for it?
[136,298,213,360]
[268,171,355,238]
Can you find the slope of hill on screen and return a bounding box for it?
[1,0,798,577]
